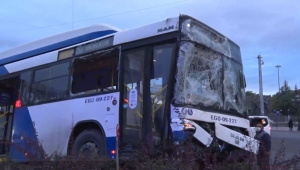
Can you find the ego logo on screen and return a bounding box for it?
[174,108,180,114]
[187,109,193,116]
[180,108,193,116]
[181,108,187,115]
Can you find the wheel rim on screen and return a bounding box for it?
[79,141,99,158]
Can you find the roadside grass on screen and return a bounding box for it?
[0,137,299,170]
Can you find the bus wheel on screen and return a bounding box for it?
[71,129,106,158]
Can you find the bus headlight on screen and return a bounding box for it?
[184,123,195,130]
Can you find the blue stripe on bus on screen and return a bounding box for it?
[10,107,40,162]
[173,131,187,141]
[0,30,117,66]
[106,137,116,158]
[0,66,8,76]
[9,107,117,161]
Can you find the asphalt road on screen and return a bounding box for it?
[271,130,300,162]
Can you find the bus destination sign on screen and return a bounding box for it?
[75,36,114,56]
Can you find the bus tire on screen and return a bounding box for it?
[71,129,106,158]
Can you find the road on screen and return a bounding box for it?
[271,130,300,162]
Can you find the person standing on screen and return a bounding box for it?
[288,119,293,131]
[254,122,271,170]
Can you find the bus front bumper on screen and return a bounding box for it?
[183,119,259,154]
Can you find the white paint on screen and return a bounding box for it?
[171,106,250,129]
[170,104,259,153]
[105,114,116,130]
[183,119,213,147]
[27,92,119,156]
[215,123,259,154]
[59,16,178,50]
[170,118,184,132]
[128,88,137,109]
[113,17,179,45]
[5,50,58,73]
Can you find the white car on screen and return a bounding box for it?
[248,116,271,138]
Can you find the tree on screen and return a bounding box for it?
[271,80,295,115]
[246,91,256,96]
[291,84,300,115]
[294,84,300,95]
[280,80,291,93]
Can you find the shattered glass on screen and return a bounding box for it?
[173,41,223,108]
[223,58,246,113]
[70,47,119,96]
[181,18,232,59]
[173,16,246,114]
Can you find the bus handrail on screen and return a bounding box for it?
[0,111,8,119]
[0,121,7,129]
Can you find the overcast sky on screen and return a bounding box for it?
[0,0,299,95]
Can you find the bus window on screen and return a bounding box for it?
[30,62,70,104]
[71,48,119,95]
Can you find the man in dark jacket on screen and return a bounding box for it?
[254,122,271,170]
[288,119,293,131]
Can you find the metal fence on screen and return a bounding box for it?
[268,115,299,123]
[268,115,300,129]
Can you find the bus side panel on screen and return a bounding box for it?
[10,107,39,162]
[10,92,119,161]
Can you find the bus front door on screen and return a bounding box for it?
[120,48,147,157]
[119,43,176,157]
[0,78,17,157]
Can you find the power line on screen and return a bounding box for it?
[0,15,71,35]
[75,0,187,23]
[0,0,188,35]
[0,18,42,28]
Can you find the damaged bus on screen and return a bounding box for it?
[0,14,258,162]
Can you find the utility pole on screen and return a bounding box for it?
[275,65,281,92]
[258,55,264,115]
[275,65,281,130]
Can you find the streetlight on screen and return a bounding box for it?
[275,65,281,130]
[258,55,264,115]
[275,65,281,92]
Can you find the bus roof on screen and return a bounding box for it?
[0,16,179,76]
[0,24,121,66]
[0,14,239,76]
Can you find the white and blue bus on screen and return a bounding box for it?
[0,14,258,162]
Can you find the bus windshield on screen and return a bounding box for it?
[173,17,246,114]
